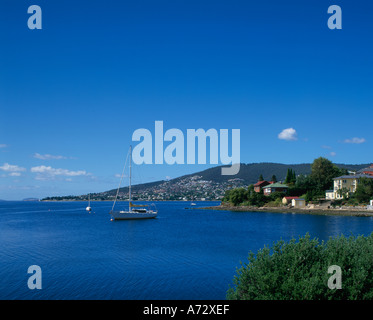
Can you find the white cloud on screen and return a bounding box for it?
[31,165,89,180]
[0,163,26,173]
[278,128,298,141]
[0,144,7,148]
[343,137,366,144]
[9,172,21,177]
[329,152,337,157]
[34,153,68,160]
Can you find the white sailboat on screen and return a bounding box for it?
[110,145,158,220]
[86,194,92,212]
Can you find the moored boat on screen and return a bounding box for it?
[109,145,158,221]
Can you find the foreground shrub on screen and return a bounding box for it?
[227,233,373,300]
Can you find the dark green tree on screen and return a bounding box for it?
[248,189,267,207]
[271,175,277,183]
[355,178,373,204]
[258,174,264,181]
[310,157,343,192]
[285,169,296,184]
[285,169,291,184]
[229,188,249,206]
[227,233,373,300]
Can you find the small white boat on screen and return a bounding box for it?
[86,194,92,212]
[110,145,158,221]
[191,202,196,206]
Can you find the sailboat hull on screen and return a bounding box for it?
[110,211,157,220]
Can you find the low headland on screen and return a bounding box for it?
[201,203,373,217]
[208,157,373,217]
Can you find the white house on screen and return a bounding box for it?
[291,198,306,208]
[326,174,373,200]
[325,190,335,200]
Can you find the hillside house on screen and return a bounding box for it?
[253,181,272,193]
[357,164,373,176]
[263,183,288,196]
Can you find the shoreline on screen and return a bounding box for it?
[200,205,373,217]
[39,199,221,202]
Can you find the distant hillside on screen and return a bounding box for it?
[22,198,40,202]
[173,162,368,184]
[42,162,370,201]
[102,162,369,195]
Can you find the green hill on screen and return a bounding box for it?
[105,162,369,194]
[42,162,370,201]
[167,162,367,184]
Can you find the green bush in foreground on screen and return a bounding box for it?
[227,233,373,300]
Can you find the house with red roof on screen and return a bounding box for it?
[282,196,300,205]
[357,164,373,176]
[253,181,272,193]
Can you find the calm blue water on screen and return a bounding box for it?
[1,201,373,300]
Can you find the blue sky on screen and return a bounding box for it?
[1,0,372,200]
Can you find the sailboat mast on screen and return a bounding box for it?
[129,145,132,212]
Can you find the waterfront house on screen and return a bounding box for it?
[291,198,306,208]
[263,182,288,196]
[325,190,335,200]
[327,174,373,200]
[282,196,299,205]
[253,180,271,193]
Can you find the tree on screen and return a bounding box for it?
[271,175,277,183]
[337,187,349,200]
[222,189,232,202]
[229,188,248,206]
[292,170,296,182]
[258,174,264,181]
[285,168,296,184]
[310,157,342,192]
[247,185,255,197]
[285,169,291,184]
[305,190,315,202]
[248,189,267,207]
[355,178,373,204]
[287,174,315,198]
[227,233,373,300]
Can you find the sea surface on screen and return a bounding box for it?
[1,200,373,300]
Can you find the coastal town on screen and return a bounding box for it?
[42,175,248,202]
[42,159,373,215]
[220,160,373,215]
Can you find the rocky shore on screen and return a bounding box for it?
[201,204,373,217]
